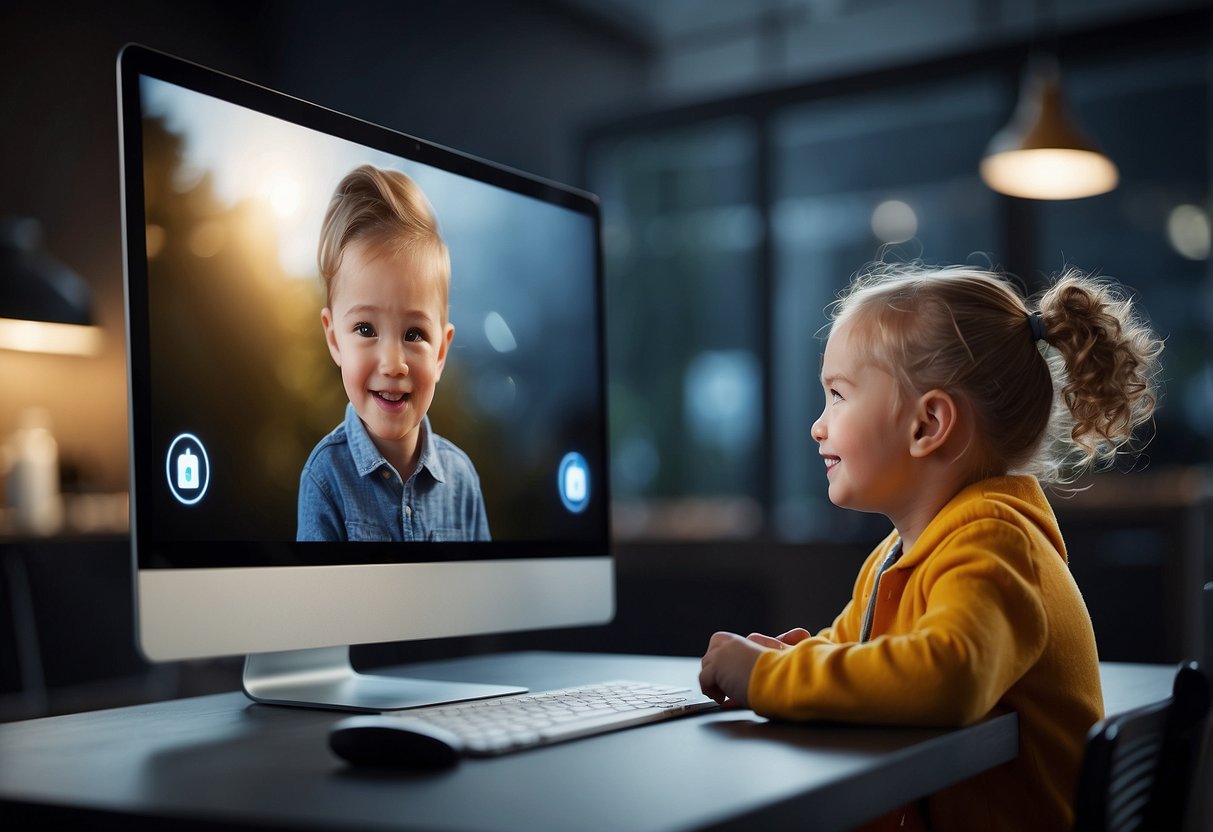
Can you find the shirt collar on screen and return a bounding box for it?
[417,418,445,483]
[343,403,444,483]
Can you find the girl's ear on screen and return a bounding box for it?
[909,389,958,458]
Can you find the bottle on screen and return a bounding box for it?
[7,407,63,535]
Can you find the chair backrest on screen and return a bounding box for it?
[1152,662,1211,829]
[1074,661,1211,832]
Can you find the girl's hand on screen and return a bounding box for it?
[747,628,811,650]
[699,631,767,707]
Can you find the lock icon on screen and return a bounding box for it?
[177,448,199,490]
[167,433,209,505]
[558,452,590,513]
[564,465,586,502]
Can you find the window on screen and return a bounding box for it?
[591,118,765,539]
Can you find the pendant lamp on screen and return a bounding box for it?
[980,56,1118,200]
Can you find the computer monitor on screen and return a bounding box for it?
[117,44,613,711]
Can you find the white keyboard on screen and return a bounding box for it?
[382,679,719,756]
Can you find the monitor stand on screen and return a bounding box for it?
[241,645,527,711]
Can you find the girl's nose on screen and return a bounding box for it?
[811,414,826,442]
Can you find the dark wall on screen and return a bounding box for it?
[261,0,650,184]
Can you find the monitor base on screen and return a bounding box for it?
[242,645,527,711]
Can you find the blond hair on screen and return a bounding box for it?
[317,164,450,311]
[829,263,1163,485]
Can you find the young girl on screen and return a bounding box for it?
[698,264,1163,832]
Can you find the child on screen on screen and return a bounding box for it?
[297,165,489,542]
[698,264,1163,832]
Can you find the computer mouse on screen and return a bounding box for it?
[328,715,464,769]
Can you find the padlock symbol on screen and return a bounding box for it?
[177,448,199,490]
[564,465,586,502]
[167,433,210,506]
[558,452,590,513]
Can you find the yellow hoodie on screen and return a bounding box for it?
[748,475,1103,831]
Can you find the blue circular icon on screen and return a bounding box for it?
[166,433,210,506]
[558,452,590,514]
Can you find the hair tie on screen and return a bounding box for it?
[1027,310,1047,343]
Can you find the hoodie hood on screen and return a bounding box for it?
[893,475,1065,570]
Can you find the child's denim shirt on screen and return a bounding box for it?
[297,403,490,542]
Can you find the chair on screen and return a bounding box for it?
[1074,661,1211,832]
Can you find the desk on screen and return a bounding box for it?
[0,652,1177,832]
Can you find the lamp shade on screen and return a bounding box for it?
[0,217,100,355]
[980,58,1118,200]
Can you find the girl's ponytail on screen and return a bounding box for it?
[1035,270,1163,476]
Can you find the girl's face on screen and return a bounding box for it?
[322,239,454,471]
[811,318,917,517]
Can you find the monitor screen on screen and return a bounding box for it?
[118,45,613,710]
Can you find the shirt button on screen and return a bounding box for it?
[405,505,412,517]
[380,470,390,480]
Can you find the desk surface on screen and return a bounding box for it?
[0,652,1177,832]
